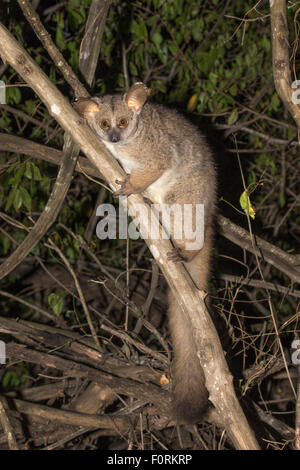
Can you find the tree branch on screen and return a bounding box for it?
[6,342,171,417]
[270,0,300,130]
[17,0,88,98]
[0,133,100,178]
[79,0,113,88]
[0,395,19,450]
[219,215,300,283]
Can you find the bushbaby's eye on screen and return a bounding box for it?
[100,119,110,130]
[118,118,128,128]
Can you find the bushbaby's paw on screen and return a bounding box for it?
[114,175,134,197]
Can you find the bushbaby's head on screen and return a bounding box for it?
[74,82,150,144]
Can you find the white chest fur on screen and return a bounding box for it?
[144,168,175,204]
[103,141,175,204]
[103,141,136,173]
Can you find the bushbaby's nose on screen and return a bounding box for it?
[110,132,120,143]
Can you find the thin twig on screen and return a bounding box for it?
[45,238,102,352]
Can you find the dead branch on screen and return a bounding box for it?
[0,317,164,384]
[0,395,19,450]
[79,0,113,88]
[270,0,300,130]
[10,397,174,435]
[252,402,294,441]
[17,0,88,98]
[0,288,66,326]
[219,273,300,298]
[218,215,300,283]
[5,342,171,416]
[0,103,56,131]
[0,133,100,178]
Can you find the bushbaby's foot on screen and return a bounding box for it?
[167,248,189,263]
[114,175,134,197]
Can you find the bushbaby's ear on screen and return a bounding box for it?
[124,82,151,113]
[73,98,100,120]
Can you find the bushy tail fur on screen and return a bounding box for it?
[168,225,213,424]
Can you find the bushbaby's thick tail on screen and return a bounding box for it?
[168,290,208,424]
[168,225,213,424]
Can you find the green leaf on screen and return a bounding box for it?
[5,187,16,212]
[48,292,64,317]
[271,93,280,111]
[25,162,42,181]
[153,0,164,8]
[13,188,22,212]
[32,164,42,181]
[67,7,85,29]
[208,72,218,86]
[6,86,21,105]
[130,20,148,41]
[2,235,11,255]
[2,368,27,391]
[279,192,285,208]
[239,191,255,219]
[261,35,270,52]
[168,41,178,56]
[14,164,25,185]
[129,61,138,76]
[229,84,238,96]
[25,162,33,179]
[152,31,163,47]
[19,187,32,212]
[65,310,73,319]
[66,246,75,263]
[227,109,238,126]
[191,18,204,41]
[157,43,168,64]
[56,27,66,50]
